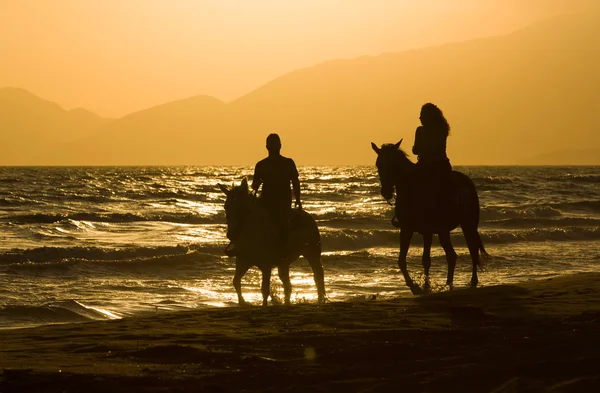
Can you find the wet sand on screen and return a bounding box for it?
[1,273,599,392]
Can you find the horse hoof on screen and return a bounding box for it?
[409,284,423,295]
[423,279,431,292]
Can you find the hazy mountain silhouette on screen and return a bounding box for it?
[7,12,600,165]
[56,95,226,165]
[0,88,109,165]
[225,12,600,165]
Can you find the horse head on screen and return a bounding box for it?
[218,178,254,241]
[371,139,411,201]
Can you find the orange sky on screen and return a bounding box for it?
[0,0,592,117]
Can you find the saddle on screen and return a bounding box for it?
[224,209,306,258]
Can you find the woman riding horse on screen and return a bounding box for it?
[397,103,453,230]
[372,104,487,293]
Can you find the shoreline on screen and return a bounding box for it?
[1,273,600,392]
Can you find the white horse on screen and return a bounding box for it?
[218,178,326,306]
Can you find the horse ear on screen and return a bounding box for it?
[371,142,381,154]
[240,177,248,190]
[395,139,403,149]
[218,183,230,196]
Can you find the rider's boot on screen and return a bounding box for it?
[224,241,237,257]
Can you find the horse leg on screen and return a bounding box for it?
[260,267,272,306]
[306,253,326,303]
[422,232,433,291]
[398,229,419,294]
[438,231,457,288]
[233,262,250,306]
[463,228,481,288]
[277,262,293,305]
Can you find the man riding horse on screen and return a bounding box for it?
[225,133,302,257]
[219,134,325,306]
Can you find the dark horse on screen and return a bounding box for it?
[371,140,487,294]
[218,178,326,306]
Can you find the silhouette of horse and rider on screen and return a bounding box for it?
[219,103,487,304]
[219,134,325,306]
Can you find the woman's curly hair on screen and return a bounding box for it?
[420,103,450,136]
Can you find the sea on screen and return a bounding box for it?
[1,166,599,329]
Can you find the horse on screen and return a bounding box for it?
[218,178,326,306]
[371,140,487,294]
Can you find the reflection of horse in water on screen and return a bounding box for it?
[218,179,326,306]
[372,140,488,294]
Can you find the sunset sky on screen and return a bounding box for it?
[1,0,594,118]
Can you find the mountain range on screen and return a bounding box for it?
[0,88,110,165]
[1,12,599,165]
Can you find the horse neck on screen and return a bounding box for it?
[237,197,273,241]
[392,152,415,186]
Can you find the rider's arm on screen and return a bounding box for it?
[251,164,262,192]
[292,176,301,209]
[412,126,423,155]
[290,160,302,209]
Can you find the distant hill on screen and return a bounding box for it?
[521,149,600,165]
[7,12,600,165]
[225,12,600,165]
[0,88,109,165]
[57,95,226,165]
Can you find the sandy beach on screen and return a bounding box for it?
[1,273,599,392]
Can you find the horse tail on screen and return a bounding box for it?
[476,231,489,269]
[454,170,489,269]
[469,180,489,266]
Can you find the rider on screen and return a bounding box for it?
[252,134,302,248]
[410,103,452,229]
[225,134,301,257]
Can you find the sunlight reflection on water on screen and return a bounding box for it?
[0,166,599,328]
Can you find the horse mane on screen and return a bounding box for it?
[230,181,262,212]
[380,143,414,167]
[381,143,409,157]
[231,182,256,199]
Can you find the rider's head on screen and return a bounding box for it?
[420,103,450,136]
[266,133,282,155]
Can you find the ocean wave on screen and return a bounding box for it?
[321,229,398,250]
[8,225,591,264]
[318,216,387,229]
[123,189,215,201]
[481,205,561,221]
[486,217,600,229]
[0,300,118,327]
[0,244,224,265]
[0,197,32,207]
[2,249,225,279]
[480,227,600,244]
[321,226,600,250]
[304,176,376,184]
[553,200,600,213]
[472,176,516,185]
[4,211,222,225]
[546,174,600,183]
[57,194,119,204]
